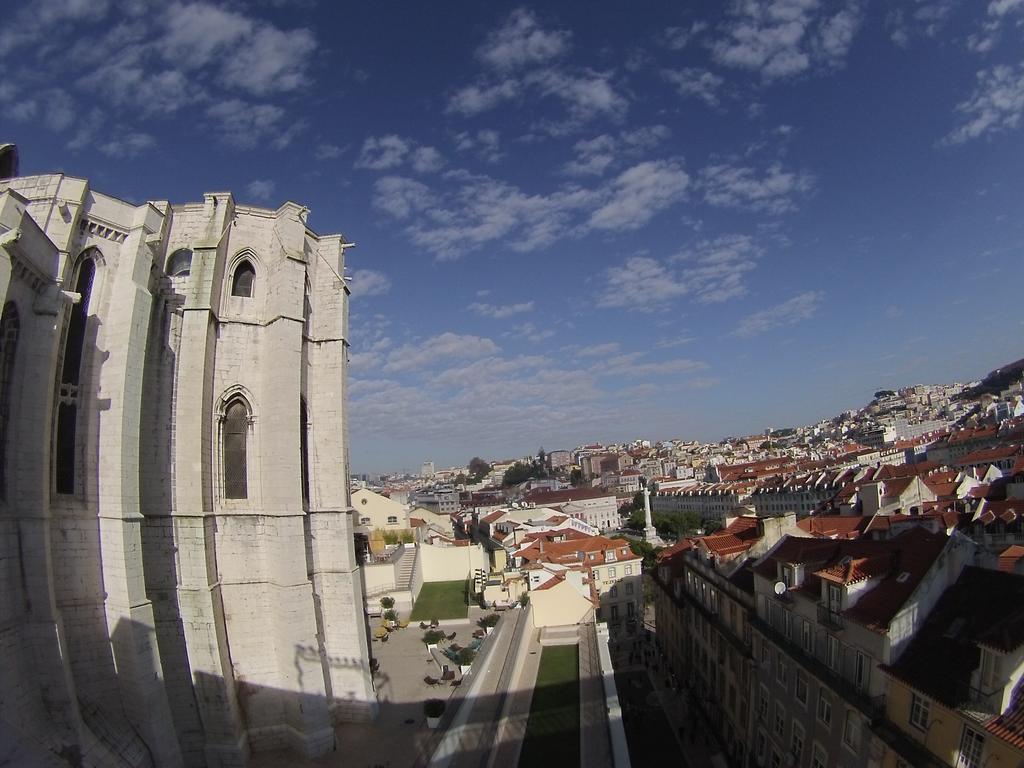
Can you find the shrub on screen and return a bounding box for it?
[422,629,446,645]
[383,609,398,622]
[519,593,530,608]
[457,647,476,666]
[423,699,445,718]
[479,613,500,628]
[380,596,395,610]
[400,530,414,544]
[382,531,399,545]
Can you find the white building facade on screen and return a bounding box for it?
[0,156,374,767]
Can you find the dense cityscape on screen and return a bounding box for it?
[4,1,1024,767]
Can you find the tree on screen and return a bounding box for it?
[467,457,491,483]
[502,461,536,486]
[569,468,583,486]
[537,447,548,474]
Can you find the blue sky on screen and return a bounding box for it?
[5,0,1024,473]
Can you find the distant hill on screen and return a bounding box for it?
[958,356,1024,400]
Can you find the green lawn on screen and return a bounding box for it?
[518,645,580,768]
[409,580,470,621]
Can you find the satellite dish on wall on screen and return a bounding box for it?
[774,581,788,596]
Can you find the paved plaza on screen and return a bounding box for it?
[251,605,516,768]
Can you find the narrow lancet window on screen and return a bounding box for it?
[231,260,255,297]
[0,302,20,498]
[55,258,95,494]
[224,399,249,499]
[300,397,310,504]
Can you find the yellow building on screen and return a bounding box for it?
[876,566,1024,768]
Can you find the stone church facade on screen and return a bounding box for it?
[0,145,375,767]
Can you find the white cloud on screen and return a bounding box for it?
[205,99,291,150]
[454,129,503,163]
[662,22,708,50]
[468,301,535,319]
[447,79,522,115]
[161,2,315,95]
[371,176,435,219]
[245,179,275,201]
[700,162,814,214]
[597,233,763,311]
[662,68,725,106]
[597,256,690,311]
[511,322,555,342]
[356,135,412,170]
[375,158,694,260]
[476,8,570,71]
[711,0,864,80]
[315,143,345,160]
[382,332,501,373]
[97,132,156,158]
[373,169,599,260]
[944,64,1024,144]
[350,269,392,297]
[562,127,671,177]
[357,135,444,173]
[527,68,629,127]
[563,135,617,176]
[576,342,621,357]
[589,160,690,230]
[411,146,445,173]
[44,89,76,132]
[671,233,763,303]
[733,291,824,337]
[620,125,672,151]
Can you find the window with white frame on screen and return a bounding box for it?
[791,722,805,763]
[854,650,869,691]
[816,691,832,728]
[801,619,813,654]
[759,685,769,720]
[956,725,984,768]
[608,566,617,578]
[795,669,808,706]
[909,693,929,731]
[776,657,788,688]
[843,710,861,751]
[774,702,786,739]
[625,564,633,575]
[827,634,840,671]
[811,743,828,768]
[387,515,398,524]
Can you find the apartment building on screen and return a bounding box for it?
[652,515,798,765]
[748,527,980,768]
[519,534,643,639]
[876,566,1024,768]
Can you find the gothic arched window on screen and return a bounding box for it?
[0,301,20,498]
[167,248,192,277]
[55,256,96,494]
[231,260,255,298]
[299,397,310,504]
[223,398,249,499]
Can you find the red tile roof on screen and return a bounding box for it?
[758,528,949,632]
[525,487,615,504]
[796,514,870,539]
[998,545,1024,574]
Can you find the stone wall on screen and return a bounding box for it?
[0,173,374,766]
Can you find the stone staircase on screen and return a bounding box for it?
[395,547,416,591]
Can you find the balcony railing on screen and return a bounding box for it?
[817,604,844,630]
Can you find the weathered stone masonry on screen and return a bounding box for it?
[0,153,374,768]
